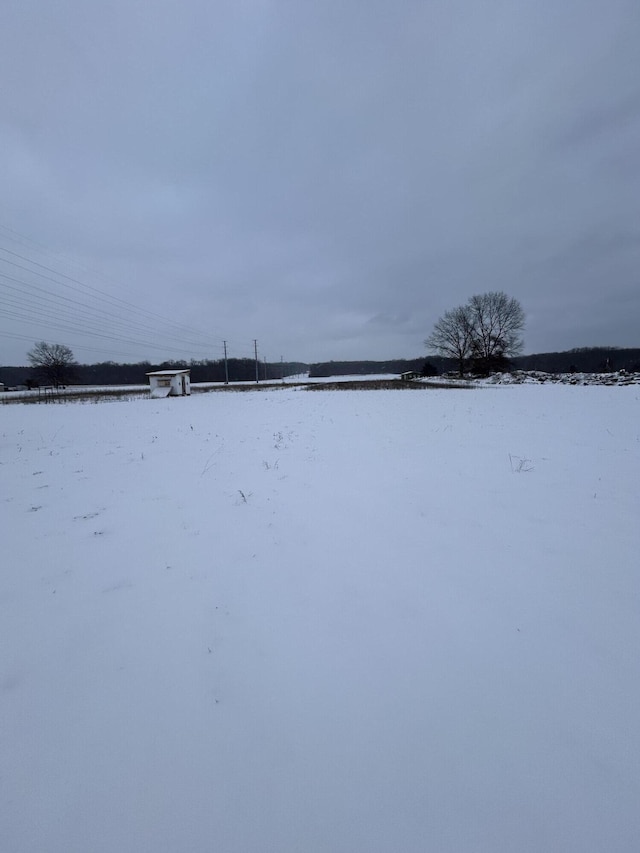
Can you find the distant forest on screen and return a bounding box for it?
[2,348,639,388]
[308,348,640,378]
[0,359,308,388]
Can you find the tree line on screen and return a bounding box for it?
[3,333,639,390]
[308,348,640,378]
[0,343,308,388]
[308,358,434,378]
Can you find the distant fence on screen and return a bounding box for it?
[0,385,149,405]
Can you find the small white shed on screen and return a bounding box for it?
[146,369,191,398]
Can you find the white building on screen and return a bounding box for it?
[146,369,191,398]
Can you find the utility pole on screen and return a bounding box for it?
[223,340,229,385]
[254,339,259,383]
[281,356,284,384]
[263,357,267,381]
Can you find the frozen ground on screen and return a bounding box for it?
[1,385,639,853]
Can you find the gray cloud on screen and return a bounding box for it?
[1,0,639,365]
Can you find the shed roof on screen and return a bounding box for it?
[146,370,190,376]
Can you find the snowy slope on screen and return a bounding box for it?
[1,386,639,853]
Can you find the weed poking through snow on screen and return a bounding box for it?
[509,454,534,473]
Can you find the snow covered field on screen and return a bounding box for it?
[2,385,639,853]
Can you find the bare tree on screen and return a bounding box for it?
[27,341,77,387]
[425,305,473,377]
[467,292,525,373]
[426,292,525,376]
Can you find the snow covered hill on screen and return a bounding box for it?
[2,385,639,852]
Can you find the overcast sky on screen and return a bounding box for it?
[1,0,639,366]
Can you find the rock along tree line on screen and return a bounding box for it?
[425,292,525,377]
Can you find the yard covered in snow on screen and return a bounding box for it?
[1,384,639,852]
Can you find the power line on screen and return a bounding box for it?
[0,328,146,359]
[0,272,222,353]
[0,228,231,356]
[0,306,208,356]
[0,242,225,345]
[0,255,217,351]
[0,295,217,357]
[0,224,268,365]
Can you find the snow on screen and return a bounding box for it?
[150,385,172,399]
[2,385,639,852]
[480,370,640,386]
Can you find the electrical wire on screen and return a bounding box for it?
[0,242,226,345]
[0,223,266,364]
[0,271,222,353]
